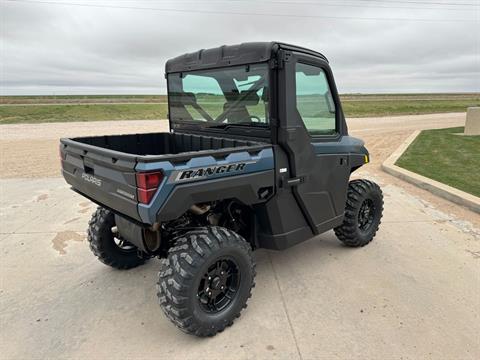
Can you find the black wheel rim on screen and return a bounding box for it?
[197,258,240,313]
[358,198,375,232]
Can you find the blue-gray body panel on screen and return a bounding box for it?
[312,136,365,155]
[136,148,274,224]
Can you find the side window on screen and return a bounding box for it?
[295,63,336,136]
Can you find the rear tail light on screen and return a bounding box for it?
[136,171,163,204]
[136,171,163,190]
[137,188,158,204]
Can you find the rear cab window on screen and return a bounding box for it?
[168,63,270,127]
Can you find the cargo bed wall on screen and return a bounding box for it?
[61,131,273,225]
[74,132,260,156]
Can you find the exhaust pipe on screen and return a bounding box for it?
[190,204,211,215]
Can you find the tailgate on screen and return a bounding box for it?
[60,139,141,222]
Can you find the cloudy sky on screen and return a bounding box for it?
[1,0,479,95]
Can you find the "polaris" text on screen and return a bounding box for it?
[82,173,102,186]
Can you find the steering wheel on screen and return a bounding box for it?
[250,115,262,123]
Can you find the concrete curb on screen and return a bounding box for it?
[381,130,480,214]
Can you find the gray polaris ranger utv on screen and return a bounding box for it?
[60,42,383,337]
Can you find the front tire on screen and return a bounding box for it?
[87,207,148,269]
[157,226,255,337]
[334,179,383,247]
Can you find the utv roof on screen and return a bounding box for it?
[165,42,328,73]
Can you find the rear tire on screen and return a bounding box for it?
[157,226,255,337]
[87,207,148,269]
[334,179,383,247]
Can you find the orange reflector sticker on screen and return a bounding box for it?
[364,155,369,163]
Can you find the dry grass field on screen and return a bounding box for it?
[1,93,478,124]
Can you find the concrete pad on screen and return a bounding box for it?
[0,178,93,235]
[0,233,300,359]
[270,205,480,359]
[1,177,479,359]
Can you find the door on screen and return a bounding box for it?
[277,51,351,234]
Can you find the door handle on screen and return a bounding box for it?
[286,176,305,187]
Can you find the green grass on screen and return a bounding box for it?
[396,127,480,197]
[0,104,168,124]
[341,99,479,117]
[1,93,478,124]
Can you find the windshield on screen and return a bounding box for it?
[168,63,269,128]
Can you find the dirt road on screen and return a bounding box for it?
[1,113,479,359]
[1,112,475,225]
[0,112,466,178]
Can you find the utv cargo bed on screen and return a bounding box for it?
[66,132,267,160]
[60,132,273,223]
